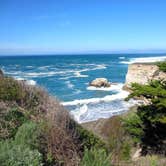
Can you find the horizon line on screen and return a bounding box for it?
[0,52,166,57]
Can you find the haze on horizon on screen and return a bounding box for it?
[0,0,166,55]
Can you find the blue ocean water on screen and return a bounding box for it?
[0,54,166,122]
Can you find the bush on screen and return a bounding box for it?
[81,148,110,166]
[14,121,39,149]
[0,122,42,166]
[75,124,106,150]
[38,116,81,166]
[101,116,132,162]
[157,61,166,72]
[122,112,143,144]
[0,107,28,140]
[0,77,24,101]
[125,80,166,155]
[0,141,42,166]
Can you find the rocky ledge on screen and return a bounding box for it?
[124,63,166,88]
[89,78,111,87]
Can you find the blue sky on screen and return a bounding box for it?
[0,0,166,54]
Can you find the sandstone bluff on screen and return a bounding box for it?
[125,63,166,88]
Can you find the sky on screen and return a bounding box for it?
[0,0,166,54]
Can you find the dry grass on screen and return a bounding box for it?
[0,76,83,165]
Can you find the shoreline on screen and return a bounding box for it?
[81,105,138,141]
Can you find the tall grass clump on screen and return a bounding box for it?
[81,148,110,166]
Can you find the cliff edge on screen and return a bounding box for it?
[125,63,166,88]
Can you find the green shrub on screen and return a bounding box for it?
[125,80,166,154]
[102,116,132,161]
[0,77,23,101]
[0,107,28,140]
[81,148,110,166]
[0,122,43,166]
[76,124,106,150]
[0,141,42,166]
[157,61,166,72]
[122,112,143,143]
[14,121,39,149]
[136,155,161,166]
[120,141,131,161]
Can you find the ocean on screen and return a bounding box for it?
[0,54,166,123]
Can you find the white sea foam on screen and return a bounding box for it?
[26,71,66,77]
[59,64,106,79]
[119,56,125,59]
[65,81,74,89]
[15,77,36,86]
[62,83,141,123]
[5,71,22,75]
[74,89,82,94]
[38,66,52,70]
[11,63,106,80]
[15,77,25,81]
[68,97,139,123]
[120,56,166,64]
[62,90,129,106]
[26,66,33,68]
[74,71,89,78]
[73,104,88,122]
[87,83,123,92]
[26,80,36,85]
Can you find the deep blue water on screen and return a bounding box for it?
[0,54,166,122]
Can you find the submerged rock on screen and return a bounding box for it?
[89,78,111,87]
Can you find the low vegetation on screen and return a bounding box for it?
[81,148,110,166]
[125,80,166,155]
[1,61,166,165]
[157,61,166,72]
[0,73,109,165]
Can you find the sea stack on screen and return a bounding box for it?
[89,78,111,87]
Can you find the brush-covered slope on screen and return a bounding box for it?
[0,70,107,166]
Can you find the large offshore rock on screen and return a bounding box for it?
[89,78,111,87]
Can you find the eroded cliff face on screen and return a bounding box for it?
[125,63,166,88]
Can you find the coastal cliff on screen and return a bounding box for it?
[125,63,166,88]
[83,61,166,165]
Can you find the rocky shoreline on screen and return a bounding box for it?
[83,62,166,136]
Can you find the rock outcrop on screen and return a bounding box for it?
[125,63,166,88]
[0,69,4,78]
[89,78,111,87]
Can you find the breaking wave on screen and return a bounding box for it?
[61,88,139,123]
[120,56,166,64]
[62,90,129,106]
[87,83,123,92]
[15,77,36,86]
